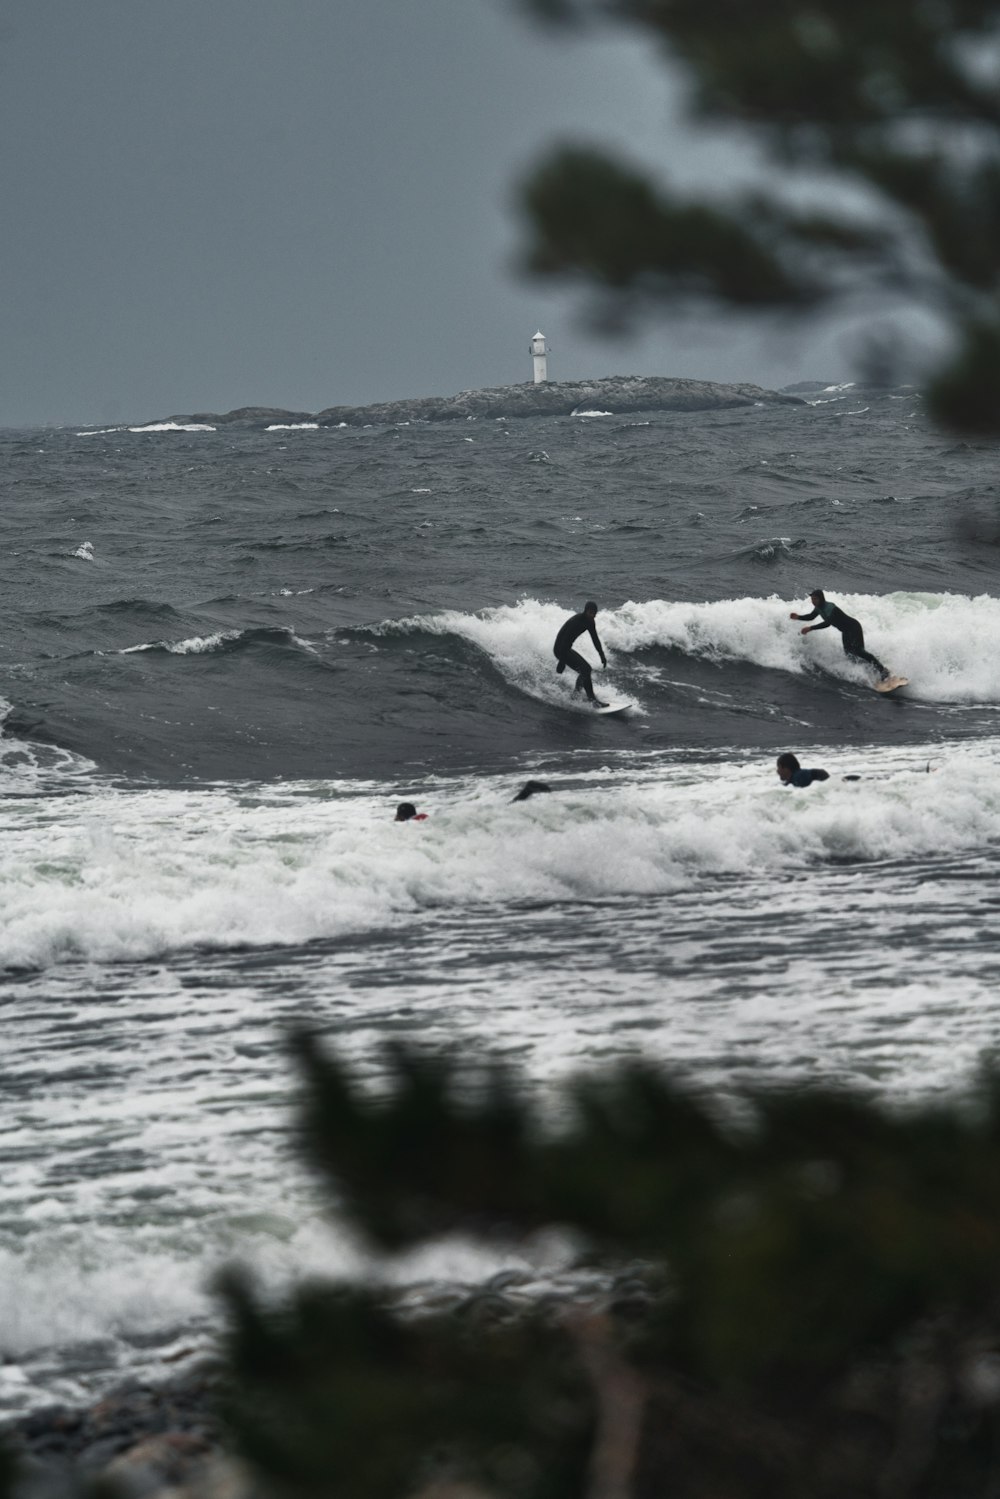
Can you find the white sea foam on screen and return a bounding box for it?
[0,740,997,971]
[804,383,857,405]
[0,1208,571,1411]
[126,422,217,433]
[72,541,94,560]
[0,702,96,792]
[120,627,315,656]
[120,630,241,655]
[265,423,319,431]
[0,1237,212,1359]
[165,631,239,655]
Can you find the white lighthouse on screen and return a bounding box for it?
[530,329,548,384]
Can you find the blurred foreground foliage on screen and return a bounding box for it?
[217,1037,1000,1499]
[512,0,1000,433]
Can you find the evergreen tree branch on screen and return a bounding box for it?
[512,0,1000,430]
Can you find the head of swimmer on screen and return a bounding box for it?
[776,752,801,784]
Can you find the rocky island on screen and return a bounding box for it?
[161,374,804,429]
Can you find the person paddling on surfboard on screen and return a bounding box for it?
[554,601,607,706]
[790,590,889,682]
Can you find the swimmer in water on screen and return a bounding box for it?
[512,780,552,802]
[776,753,830,788]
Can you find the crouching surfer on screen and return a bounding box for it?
[791,590,889,682]
[553,601,607,707]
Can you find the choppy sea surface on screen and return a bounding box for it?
[3,385,1000,1415]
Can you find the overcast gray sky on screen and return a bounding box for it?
[0,0,851,427]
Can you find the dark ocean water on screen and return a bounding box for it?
[5,390,1000,780]
[3,385,1000,1415]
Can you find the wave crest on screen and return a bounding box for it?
[374,592,1000,704]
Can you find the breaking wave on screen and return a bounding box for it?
[376,592,1000,704]
[0,739,996,971]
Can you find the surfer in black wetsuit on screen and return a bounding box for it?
[512,780,552,802]
[790,590,889,681]
[553,601,607,706]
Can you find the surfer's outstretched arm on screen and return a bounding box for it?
[791,608,826,634]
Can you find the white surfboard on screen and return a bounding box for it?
[593,699,634,716]
[873,675,909,694]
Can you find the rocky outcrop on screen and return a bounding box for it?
[164,406,316,427]
[5,1363,227,1499]
[161,375,803,430]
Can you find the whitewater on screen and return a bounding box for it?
[2,384,1000,1415]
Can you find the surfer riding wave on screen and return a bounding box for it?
[554,601,607,706]
[791,590,889,681]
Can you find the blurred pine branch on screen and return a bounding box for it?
[213,1036,1000,1499]
[511,0,1000,433]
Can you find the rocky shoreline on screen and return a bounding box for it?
[159,374,804,429]
[1,1264,653,1499]
[4,1361,232,1499]
[5,1264,995,1499]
